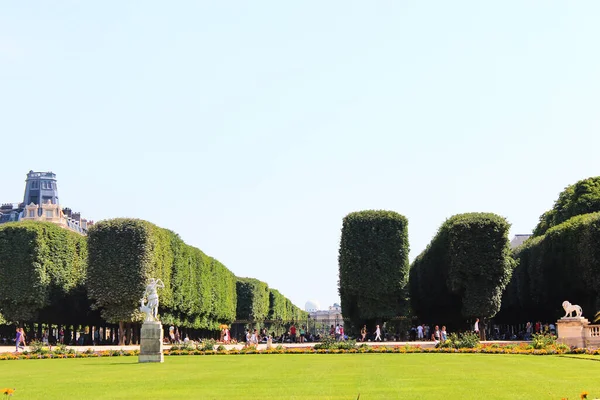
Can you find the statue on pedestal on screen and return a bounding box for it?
[562,300,583,318]
[140,278,165,322]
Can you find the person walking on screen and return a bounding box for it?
[417,324,424,340]
[474,318,480,339]
[374,325,382,342]
[15,327,23,352]
[360,325,367,342]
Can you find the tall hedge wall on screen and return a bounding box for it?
[268,289,288,320]
[0,221,88,323]
[87,218,237,329]
[500,212,600,322]
[338,210,410,332]
[409,213,515,323]
[235,278,270,322]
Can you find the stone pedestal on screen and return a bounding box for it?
[139,321,164,363]
[556,317,589,348]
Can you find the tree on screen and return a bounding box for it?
[534,177,600,236]
[338,210,410,333]
[410,213,516,329]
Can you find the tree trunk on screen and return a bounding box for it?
[118,321,125,346]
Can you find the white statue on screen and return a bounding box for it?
[140,278,165,322]
[562,300,583,318]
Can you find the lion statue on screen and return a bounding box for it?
[562,300,583,318]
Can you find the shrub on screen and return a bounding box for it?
[437,332,479,349]
[456,332,480,349]
[314,337,357,350]
[199,339,216,351]
[531,333,556,350]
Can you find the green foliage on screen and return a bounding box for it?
[501,212,600,322]
[268,289,287,320]
[87,218,237,329]
[338,210,410,332]
[199,338,217,351]
[437,332,480,349]
[0,221,88,322]
[534,177,600,236]
[314,336,357,350]
[531,333,557,350]
[235,278,270,322]
[410,213,516,322]
[52,343,73,355]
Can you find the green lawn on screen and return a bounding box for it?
[1,354,599,399]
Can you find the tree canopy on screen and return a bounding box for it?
[338,210,410,332]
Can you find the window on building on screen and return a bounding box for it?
[29,210,35,218]
[31,181,39,189]
[46,210,54,218]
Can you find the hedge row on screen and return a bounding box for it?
[409,213,515,323]
[0,222,88,323]
[500,212,600,322]
[338,210,410,333]
[0,218,302,330]
[235,278,269,322]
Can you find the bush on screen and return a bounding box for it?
[199,339,216,351]
[314,336,357,350]
[28,340,47,354]
[456,332,480,349]
[531,333,556,350]
[437,332,479,349]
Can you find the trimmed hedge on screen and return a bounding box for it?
[0,222,88,323]
[87,219,237,330]
[409,213,515,323]
[235,278,270,322]
[500,212,600,322]
[534,177,600,236]
[338,210,410,332]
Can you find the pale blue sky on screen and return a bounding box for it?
[1,2,599,311]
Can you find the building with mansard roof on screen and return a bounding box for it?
[0,171,92,235]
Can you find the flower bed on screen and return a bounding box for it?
[2,342,600,361]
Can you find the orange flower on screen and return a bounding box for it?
[2,388,15,396]
[580,391,588,399]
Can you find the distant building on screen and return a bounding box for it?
[307,302,343,326]
[305,300,321,313]
[0,171,92,235]
[510,234,532,249]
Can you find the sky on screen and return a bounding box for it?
[1,2,599,311]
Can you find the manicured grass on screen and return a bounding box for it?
[1,354,600,399]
